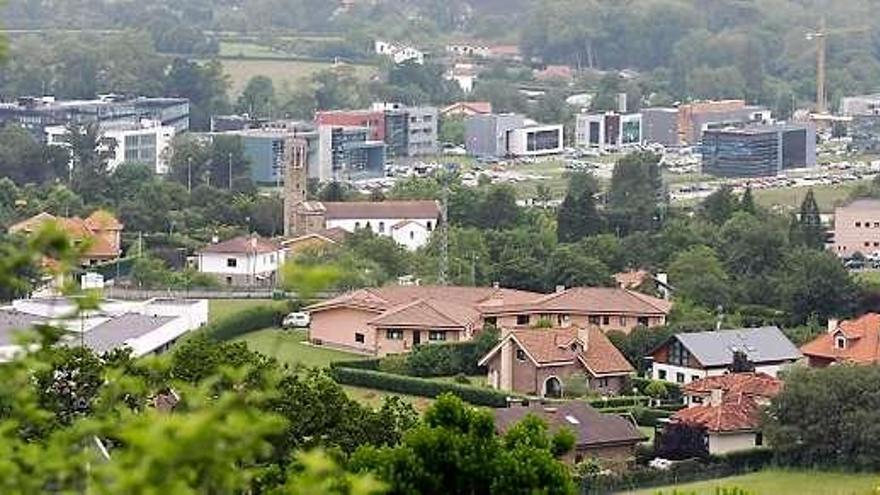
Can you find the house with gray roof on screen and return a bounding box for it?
[0,309,47,361]
[649,327,802,385]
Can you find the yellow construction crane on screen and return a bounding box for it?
[806,16,869,114]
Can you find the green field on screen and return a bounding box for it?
[216,58,377,95]
[753,181,867,213]
[208,298,275,323]
[235,328,362,368]
[342,385,435,412]
[618,469,880,495]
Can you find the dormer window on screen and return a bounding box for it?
[836,336,847,349]
[570,342,581,353]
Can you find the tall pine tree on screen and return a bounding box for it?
[794,189,826,250]
[557,172,604,243]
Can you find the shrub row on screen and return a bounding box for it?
[329,367,511,407]
[587,395,649,409]
[580,449,774,494]
[631,376,683,401]
[330,359,381,371]
[204,303,288,341]
[405,330,498,377]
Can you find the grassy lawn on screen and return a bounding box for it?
[638,426,655,444]
[342,385,435,413]
[208,298,275,323]
[753,180,867,213]
[618,469,880,495]
[215,58,377,95]
[235,328,363,368]
[428,374,488,387]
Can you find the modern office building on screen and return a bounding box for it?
[507,125,564,156]
[641,100,772,147]
[45,120,176,174]
[701,123,816,178]
[575,112,642,151]
[0,95,190,138]
[316,125,386,181]
[315,103,437,158]
[832,199,880,257]
[850,116,880,154]
[464,113,525,157]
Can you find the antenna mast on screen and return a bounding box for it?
[439,176,449,285]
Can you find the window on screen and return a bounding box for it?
[225,276,233,285]
[588,315,600,325]
[597,377,609,387]
[602,316,610,326]
[669,340,688,366]
[378,221,385,233]
[856,222,862,227]
[515,349,527,361]
[227,258,237,268]
[755,432,764,446]
[866,242,871,248]
[692,375,700,382]
[355,222,361,229]
[385,329,404,340]
[485,316,497,327]
[355,333,365,343]
[365,221,372,230]
[676,372,685,384]
[570,342,581,352]
[836,336,846,349]
[429,331,447,341]
[516,315,529,325]
[410,231,415,240]
[875,222,879,228]
[692,396,703,404]
[658,369,667,380]
[638,316,649,326]
[427,221,433,230]
[619,316,627,327]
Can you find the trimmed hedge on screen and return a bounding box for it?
[331,359,381,371]
[204,303,287,341]
[329,367,512,407]
[406,330,499,377]
[587,395,649,409]
[632,376,683,401]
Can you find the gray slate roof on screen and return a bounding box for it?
[494,402,645,447]
[675,326,802,367]
[79,313,175,354]
[0,309,46,346]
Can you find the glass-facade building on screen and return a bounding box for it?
[701,124,816,178]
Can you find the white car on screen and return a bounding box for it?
[282,312,311,329]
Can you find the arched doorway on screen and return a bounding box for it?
[543,376,563,398]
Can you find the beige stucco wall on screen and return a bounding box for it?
[833,202,880,256]
[489,313,666,334]
[708,432,761,454]
[309,307,379,353]
[375,328,462,357]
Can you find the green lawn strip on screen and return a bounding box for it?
[208,298,275,323]
[234,328,364,369]
[753,180,867,213]
[341,385,435,413]
[617,468,880,495]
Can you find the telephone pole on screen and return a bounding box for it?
[439,176,449,285]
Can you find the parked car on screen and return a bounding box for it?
[282,312,311,328]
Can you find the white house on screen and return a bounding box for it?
[374,40,424,65]
[196,235,284,287]
[649,327,802,385]
[45,120,175,174]
[320,201,440,250]
[446,42,491,58]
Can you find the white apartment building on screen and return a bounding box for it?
[45,120,175,174]
[196,235,285,287]
[507,124,564,156]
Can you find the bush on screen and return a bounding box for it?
[330,359,381,371]
[633,376,682,402]
[378,354,409,375]
[453,373,470,384]
[329,367,511,407]
[203,303,287,341]
[406,329,499,377]
[563,372,589,398]
[587,396,649,409]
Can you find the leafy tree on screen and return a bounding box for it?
[545,244,612,289]
[765,365,880,470]
[236,75,276,118]
[0,124,69,186]
[607,152,663,235]
[656,422,709,460]
[699,185,739,225]
[478,184,521,230]
[740,186,756,214]
[668,245,730,310]
[557,172,604,243]
[718,212,787,280]
[350,394,575,495]
[65,123,113,200]
[164,58,229,131]
[773,248,857,325]
[439,115,465,145]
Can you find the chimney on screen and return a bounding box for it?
[555,284,566,293]
[617,93,627,113]
[211,235,219,244]
[250,236,258,249]
[577,326,590,349]
[827,318,839,333]
[709,389,724,407]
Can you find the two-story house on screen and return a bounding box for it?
[9,210,123,266]
[801,313,880,366]
[196,235,284,287]
[650,327,802,385]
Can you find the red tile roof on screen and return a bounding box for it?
[683,372,782,400]
[9,211,122,258]
[441,101,492,115]
[485,287,671,316]
[198,235,280,255]
[321,201,439,220]
[800,313,880,365]
[672,393,762,432]
[483,326,634,376]
[307,285,541,313]
[367,298,481,329]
